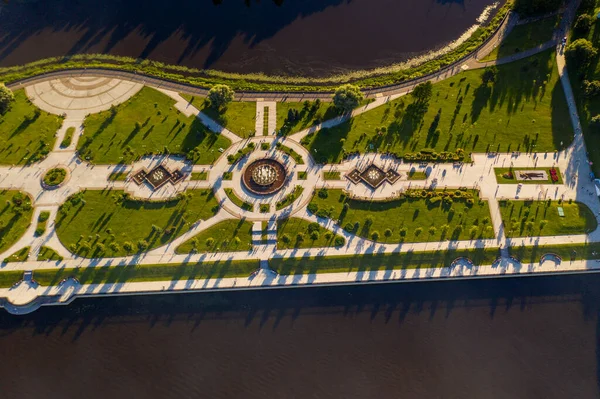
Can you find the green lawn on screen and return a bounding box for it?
[275,142,304,164]
[481,16,559,62]
[276,101,338,135]
[35,211,49,236]
[30,259,260,287]
[108,171,128,181]
[55,189,219,257]
[407,170,428,180]
[275,186,304,210]
[510,242,600,264]
[181,94,256,138]
[0,90,63,165]
[43,168,67,186]
[301,50,572,163]
[60,127,75,148]
[0,271,25,288]
[495,167,563,184]
[309,190,494,242]
[224,188,253,211]
[277,218,345,249]
[175,219,253,253]
[499,200,597,237]
[4,247,30,263]
[270,247,500,275]
[0,191,33,254]
[190,171,208,180]
[323,171,341,180]
[79,87,231,164]
[37,246,63,262]
[309,189,495,242]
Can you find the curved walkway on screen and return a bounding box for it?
[6,10,520,102]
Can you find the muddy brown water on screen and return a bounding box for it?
[0,275,599,399]
[0,0,503,77]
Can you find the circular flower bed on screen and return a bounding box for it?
[43,168,67,187]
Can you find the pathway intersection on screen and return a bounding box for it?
[1,3,597,313]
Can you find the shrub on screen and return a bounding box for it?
[308,222,320,233]
[35,227,45,236]
[316,209,330,218]
[310,231,320,240]
[565,39,597,69]
[0,83,14,115]
[38,212,49,222]
[411,81,433,103]
[282,234,291,243]
[399,227,407,237]
[296,232,305,242]
[260,204,270,213]
[208,84,234,109]
[43,168,67,186]
[371,231,380,241]
[334,236,345,246]
[590,115,600,131]
[583,80,600,97]
[575,14,595,34]
[123,242,133,253]
[384,228,392,237]
[333,84,363,112]
[307,203,318,214]
[261,142,270,150]
[481,66,498,85]
[318,188,328,199]
[137,240,148,251]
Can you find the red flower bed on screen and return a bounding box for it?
[549,168,558,182]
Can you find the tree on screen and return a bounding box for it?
[583,80,600,97]
[208,84,234,109]
[565,39,598,69]
[411,81,433,104]
[333,84,363,113]
[0,83,14,115]
[481,66,498,85]
[575,14,595,34]
[513,0,562,17]
[590,114,600,131]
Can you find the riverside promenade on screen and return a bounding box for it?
[0,1,596,314]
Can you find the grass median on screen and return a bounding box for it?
[270,248,499,275]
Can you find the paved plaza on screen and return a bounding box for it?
[0,1,598,314]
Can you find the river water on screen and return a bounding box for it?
[0,275,599,398]
[0,0,503,77]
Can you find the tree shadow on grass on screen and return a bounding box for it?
[305,119,353,163]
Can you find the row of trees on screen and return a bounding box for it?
[206,81,437,114]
